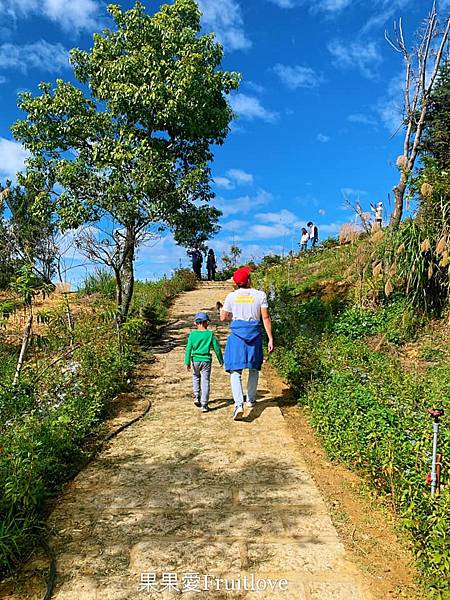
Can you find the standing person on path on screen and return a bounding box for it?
[206,249,217,281]
[188,247,203,279]
[307,221,319,249]
[185,312,223,412]
[299,227,309,252]
[220,267,274,420]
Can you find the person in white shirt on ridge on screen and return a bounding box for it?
[220,266,274,420]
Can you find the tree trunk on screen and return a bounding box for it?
[120,225,136,322]
[13,313,33,385]
[390,168,408,229]
[113,266,123,310]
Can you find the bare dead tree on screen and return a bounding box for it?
[385,2,450,228]
[342,190,372,233]
[75,222,160,319]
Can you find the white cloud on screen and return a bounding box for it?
[198,0,251,51]
[244,80,265,94]
[215,189,272,218]
[229,93,278,122]
[213,176,234,189]
[376,72,405,133]
[226,168,253,185]
[0,137,29,181]
[347,113,377,126]
[248,223,292,239]
[296,194,319,208]
[341,187,368,198]
[319,0,352,10]
[0,40,69,73]
[267,0,352,12]
[220,219,247,232]
[2,0,100,32]
[214,169,253,190]
[273,63,324,89]
[328,39,382,79]
[317,133,330,143]
[255,209,299,225]
[268,0,296,7]
[317,222,342,234]
[361,0,416,33]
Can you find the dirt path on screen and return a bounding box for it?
[6,283,389,599]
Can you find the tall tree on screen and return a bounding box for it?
[421,61,450,169]
[385,2,450,229]
[6,184,58,283]
[12,0,239,320]
[0,182,57,287]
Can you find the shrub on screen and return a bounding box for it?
[333,307,385,339]
[79,268,116,299]
[270,334,321,391]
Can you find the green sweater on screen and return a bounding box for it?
[185,329,224,365]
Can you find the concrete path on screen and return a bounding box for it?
[38,282,371,599]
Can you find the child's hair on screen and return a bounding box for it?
[301,227,307,234]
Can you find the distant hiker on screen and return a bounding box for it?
[207,249,217,281]
[307,221,319,248]
[299,227,309,252]
[371,202,383,232]
[185,312,223,412]
[189,247,203,279]
[220,267,274,420]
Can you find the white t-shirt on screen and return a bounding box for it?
[222,288,268,321]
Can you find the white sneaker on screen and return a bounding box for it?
[233,405,244,420]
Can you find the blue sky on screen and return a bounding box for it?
[0,0,449,283]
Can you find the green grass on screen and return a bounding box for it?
[257,240,450,597]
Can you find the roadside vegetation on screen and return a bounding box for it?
[255,170,450,599]
[256,243,450,597]
[0,268,196,575]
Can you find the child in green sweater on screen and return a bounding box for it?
[185,312,223,412]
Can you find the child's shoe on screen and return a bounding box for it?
[201,405,209,413]
[193,396,201,407]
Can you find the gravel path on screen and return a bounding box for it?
[17,282,373,599]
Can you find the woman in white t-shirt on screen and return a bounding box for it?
[220,267,274,420]
[299,227,309,252]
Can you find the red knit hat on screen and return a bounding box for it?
[233,266,252,286]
